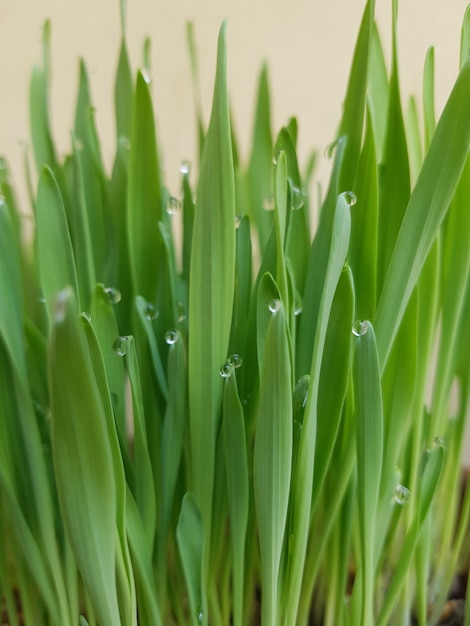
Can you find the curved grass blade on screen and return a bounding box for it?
[311,264,354,508]
[253,301,292,626]
[375,60,470,370]
[188,21,236,553]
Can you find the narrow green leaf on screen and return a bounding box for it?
[128,70,163,300]
[375,61,470,370]
[188,21,235,551]
[0,199,27,382]
[49,287,122,626]
[35,166,79,321]
[253,303,292,626]
[222,370,249,626]
[285,193,351,623]
[176,492,206,625]
[29,22,59,174]
[353,321,383,625]
[246,64,273,251]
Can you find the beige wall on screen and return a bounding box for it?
[1,0,467,195]
[1,0,469,460]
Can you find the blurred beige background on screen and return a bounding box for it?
[1,0,469,461]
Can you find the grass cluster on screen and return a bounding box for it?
[1,0,470,624]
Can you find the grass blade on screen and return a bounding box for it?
[375,60,470,370]
[188,21,236,554]
[253,300,292,626]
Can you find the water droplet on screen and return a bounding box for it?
[104,286,121,305]
[394,484,410,505]
[0,195,5,207]
[219,362,233,378]
[352,320,368,336]
[341,191,357,207]
[144,301,158,321]
[118,136,131,151]
[141,67,151,84]
[179,160,190,175]
[263,195,275,211]
[227,354,243,368]
[177,302,186,322]
[113,336,129,357]
[196,610,204,623]
[80,312,92,323]
[235,214,242,229]
[291,185,304,211]
[272,150,284,165]
[294,306,303,316]
[167,196,181,215]
[165,330,179,345]
[54,289,69,324]
[268,299,282,314]
[38,296,46,304]
[432,436,445,449]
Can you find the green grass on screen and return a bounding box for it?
[1,1,470,624]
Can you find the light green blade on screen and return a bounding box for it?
[49,287,122,626]
[35,166,79,321]
[188,21,236,554]
[375,61,470,370]
[253,300,292,626]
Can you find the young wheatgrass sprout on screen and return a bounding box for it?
[1,1,470,625]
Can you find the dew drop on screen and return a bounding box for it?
[235,214,242,229]
[118,136,131,151]
[167,196,181,215]
[177,302,186,323]
[113,336,129,357]
[0,194,5,207]
[272,150,284,165]
[432,436,445,449]
[179,160,190,175]
[294,306,303,316]
[196,610,204,623]
[219,362,233,378]
[141,67,151,84]
[262,195,275,211]
[394,484,410,506]
[268,298,282,314]
[291,185,304,211]
[54,289,69,324]
[144,301,158,321]
[80,312,92,323]
[352,320,368,336]
[165,329,179,345]
[104,286,121,305]
[342,191,357,207]
[227,354,243,368]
